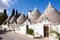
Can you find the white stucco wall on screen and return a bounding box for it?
[1,24,8,28]
[49,25,60,40]
[29,25,34,29]
[16,25,26,34]
[34,23,44,37]
[1,24,9,30]
[51,25,60,33]
[49,33,58,40]
[57,25,60,33]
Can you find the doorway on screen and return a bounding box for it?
[44,25,49,37]
[26,25,29,34]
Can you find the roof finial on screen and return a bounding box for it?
[22,12,24,15]
[34,5,37,10]
[49,1,51,6]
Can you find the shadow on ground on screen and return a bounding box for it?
[0,29,10,34]
[0,30,6,34]
[0,36,3,40]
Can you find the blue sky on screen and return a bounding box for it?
[0,0,60,16]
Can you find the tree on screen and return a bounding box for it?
[10,8,15,18]
[16,10,19,18]
[18,13,21,17]
[0,13,3,25]
[2,9,8,24]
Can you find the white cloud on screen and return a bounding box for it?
[1,0,10,6]
[0,0,17,12]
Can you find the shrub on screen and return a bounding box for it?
[28,29,34,36]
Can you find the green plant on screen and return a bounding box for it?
[28,29,34,36]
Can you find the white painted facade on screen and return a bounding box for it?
[34,23,44,37]
[15,20,27,34]
[15,26,26,34]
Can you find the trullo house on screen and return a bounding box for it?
[1,2,60,39]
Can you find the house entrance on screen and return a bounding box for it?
[26,25,29,34]
[44,25,49,37]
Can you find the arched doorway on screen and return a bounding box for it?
[44,25,49,37]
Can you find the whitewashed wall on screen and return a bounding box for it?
[1,24,8,28]
[51,25,60,33]
[15,25,26,34]
[16,26,26,34]
[34,23,44,37]
[28,23,44,37]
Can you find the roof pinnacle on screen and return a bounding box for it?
[48,1,51,6]
[34,5,37,10]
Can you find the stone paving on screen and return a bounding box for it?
[0,32,49,40]
[0,28,49,40]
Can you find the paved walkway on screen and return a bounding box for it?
[0,32,39,40]
[0,32,49,40]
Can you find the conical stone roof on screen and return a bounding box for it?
[17,13,26,26]
[9,15,17,24]
[29,7,41,24]
[37,2,60,25]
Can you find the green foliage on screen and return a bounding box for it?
[0,13,3,25]
[2,9,8,24]
[0,13,2,16]
[12,8,15,16]
[28,29,34,36]
[15,10,19,18]
[0,8,20,25]
[0,9,8,25]
[10,8,15,18]
[18,13,21,17]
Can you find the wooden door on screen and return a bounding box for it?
[44,25,49,37]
